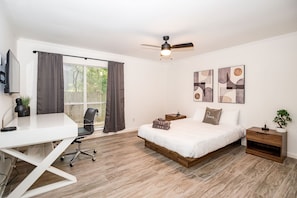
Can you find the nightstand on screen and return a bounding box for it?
[246,127,287,163]
[165,114,187,121]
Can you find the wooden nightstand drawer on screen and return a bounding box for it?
[165,114,186,121]
[246,130,282,146]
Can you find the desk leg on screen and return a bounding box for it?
[1,137,77,198]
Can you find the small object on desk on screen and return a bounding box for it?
[176,112,180,117]
[1,126,17,132]
[261,124,269,131]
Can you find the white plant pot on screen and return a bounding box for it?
[276,127,286,133]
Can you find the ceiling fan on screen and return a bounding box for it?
[142,35,194,56]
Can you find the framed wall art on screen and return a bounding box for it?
[218,65,245,104]
[193,69,213,102]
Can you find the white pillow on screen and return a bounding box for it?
[219,109,240,126]
[192,107,206,121]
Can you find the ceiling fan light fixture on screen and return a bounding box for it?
[161,49,171,56]
[142,35,193,57]
[161,42,171,56]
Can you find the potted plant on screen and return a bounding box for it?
[20,96,31,116]
[273,109,292,132]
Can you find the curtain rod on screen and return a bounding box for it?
[33,50,124,64]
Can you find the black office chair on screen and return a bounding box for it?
[61,108,98,167]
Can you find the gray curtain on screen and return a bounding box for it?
[37,52,64,114]
[103,61,125,132]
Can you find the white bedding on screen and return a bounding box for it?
[138,118,245,158]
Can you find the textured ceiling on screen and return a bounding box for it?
[2,0,297,61]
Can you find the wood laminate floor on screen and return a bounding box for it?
[4,131,297,198]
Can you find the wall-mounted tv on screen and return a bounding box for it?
[0,50,20,94]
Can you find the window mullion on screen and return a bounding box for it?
[83,65,87,111]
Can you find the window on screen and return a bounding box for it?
[63,58,107,128]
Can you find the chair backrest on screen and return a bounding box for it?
[83,108,98,132]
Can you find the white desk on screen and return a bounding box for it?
[0,113,78,198]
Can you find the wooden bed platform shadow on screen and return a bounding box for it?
[139,137,241,168]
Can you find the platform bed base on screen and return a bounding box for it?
[142,138,241,168]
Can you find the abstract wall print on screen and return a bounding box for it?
[193,69,213,102]
[218,65,245,103]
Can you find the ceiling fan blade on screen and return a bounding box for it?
[172,43,194,49]
[141,44,160,48]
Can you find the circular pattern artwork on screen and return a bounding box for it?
[193,69,213,102]
[218,65,245,104]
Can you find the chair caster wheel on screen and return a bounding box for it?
[93,150,97,154]
[70,163,73,167]
[92,158,96,161]
[60,156,64,161]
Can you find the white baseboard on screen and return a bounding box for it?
[84,127,138,140]
[287,152,297,159]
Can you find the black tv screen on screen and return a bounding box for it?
[4,50,20,94]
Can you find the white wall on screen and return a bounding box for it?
[166,32,297,158]
[0,7,17,128]
[17,39,167,131]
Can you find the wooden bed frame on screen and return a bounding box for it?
[139,136,241,168]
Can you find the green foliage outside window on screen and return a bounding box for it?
[64,63,108,128]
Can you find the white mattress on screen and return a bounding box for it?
[138,118,245,158]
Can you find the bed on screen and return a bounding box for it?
[138,108,245,167]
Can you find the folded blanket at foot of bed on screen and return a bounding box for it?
[152,118,171,130]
